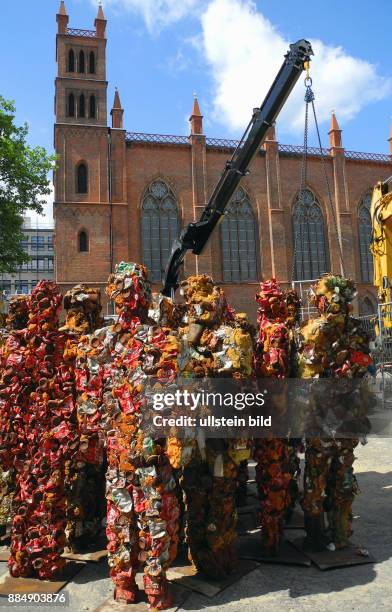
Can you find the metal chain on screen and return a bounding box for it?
[291,75,346,281]
[290,82,313,282]
[310,99,346,276]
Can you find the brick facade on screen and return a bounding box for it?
[54,3,392,319]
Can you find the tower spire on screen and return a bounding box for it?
[95,1,107,37]
[189,94,203,135]
[97,1,105,20]
[329,111,342,148]
[111,88,124,129]
[57,1,69,34]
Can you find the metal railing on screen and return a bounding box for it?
[126,132,190,145]
[357,314,377,341]
[125,132,392,163]
[345,150,391,163]
[66,28,96,38]
[279,143,329,157]
[291,279,318,320]
[206,137,242,148]
[376,302,392,362]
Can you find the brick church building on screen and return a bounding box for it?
[54,2,392,319]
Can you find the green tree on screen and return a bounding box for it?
[0,96,55,273]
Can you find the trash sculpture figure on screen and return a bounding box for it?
[297,274,372,551]
[253,279,294,554]
[4,281,77,578]
[75,263,180,608]
[174,274,254,579]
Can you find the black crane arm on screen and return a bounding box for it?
[162,39,313,297]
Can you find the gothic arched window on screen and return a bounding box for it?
[79,94,85,118]
[221,187,257,282]
[358,191,373,283]
[141,181,179,282]
[293,188,329,280]
[79,50,85,73]
[89,95,96,119]
[89,51,96,74]
[78,230,89,252]
[68,49,75,72]
[76,163,88,194]
[360,295,376,316]
[68,93,75,117]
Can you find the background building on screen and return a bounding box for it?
[0,217,54,298]
[54,2,391,319]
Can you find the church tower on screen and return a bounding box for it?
[54,1,122,305]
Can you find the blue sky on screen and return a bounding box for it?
[0,0,391,222]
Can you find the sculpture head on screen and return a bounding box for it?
[106,262,152,321]
[256,279,287,322]
[62,284,102,334]
[180,274,228,327]
[310,273,356,318]
[284,289,301,329]
[29,280,62,327]
[6,295,29,330]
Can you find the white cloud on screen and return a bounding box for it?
[201,0,392,135]
[93,0,391,135]
[98,0,202,31]
[27,182,54,229]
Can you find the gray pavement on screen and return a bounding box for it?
[0,438,391,612]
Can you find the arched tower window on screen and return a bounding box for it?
[78,230,89,252]
[220,187,257,282]
[68,93,75,117]
[141,180,179,282]
[76,163,88,194]
[79,50,85,73]
[293,188,329,280]
[89,51,96,74]
[358,191,374,283]
[68,49,75,72]
[79,94,85,118]
[89,95,96,119]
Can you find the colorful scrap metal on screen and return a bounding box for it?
[297,274,372,551]
[0,296,30,535]
[61,284,106,552]
[253,279,294,554]
[75,263,180,608]
[177,275,254,579]
[2,281,78,578]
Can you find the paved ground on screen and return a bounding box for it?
[0,437,391,612]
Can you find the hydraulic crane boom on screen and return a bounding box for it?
[162,39,314,297]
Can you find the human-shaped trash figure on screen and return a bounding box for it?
[4,281,78,578]
[253,279,295,554]
[60,284,106,553]
[0,296,30,537]
[173,274,254,579]
[297,274,373,551]
[75,263,180,608]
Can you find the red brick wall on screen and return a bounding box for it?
[54,17,390,320]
